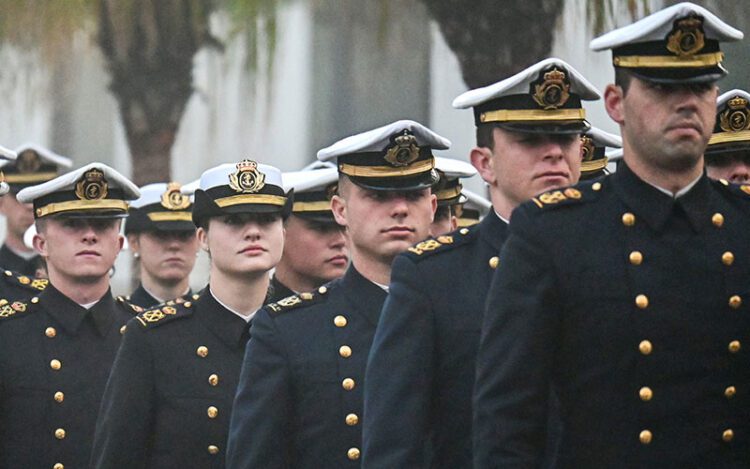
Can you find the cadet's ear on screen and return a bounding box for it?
[330,195,348,228]
[471,146,496,185]
[196,226,210,252]
[604,84,625,125]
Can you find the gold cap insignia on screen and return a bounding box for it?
[666,16,705,57]
[75,169,108,200]
[229,159,265,193]
[161,182,191,210]
[720,96,750,133]
[581,136,595,162]
[384,130,420,167]
[532,68,570,110]
[17,151,42,173]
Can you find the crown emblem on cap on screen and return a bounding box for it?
[161,182,191,210]
[580,136,595,162]
[75,169,108,201]
[666,16,705,57]
[384,130,420,167]
[532,68,570,110]
[229,159,265,193]
[719,96,750,133]
[16,151,42,174]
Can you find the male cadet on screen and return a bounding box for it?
[226,120,443,468]
[475,3,750,467]
[124,182,199,309]
[704,89,750,183]
[0,162,139,468]
[0,143,72,275]
[454,188,491,227]
[268,165,348,303]
[580,126,622,180]
[361,58,599,468]
[430,156,477,236]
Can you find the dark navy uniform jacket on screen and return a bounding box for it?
[0,268,48,299]
[0,243,40,276]
[474,163,750,468]
[91,289,250,468]
[267,274,296,305]
[362,214,507,468]
[125,282,195,310]
[0,285,131,468]
[227,265,386,468]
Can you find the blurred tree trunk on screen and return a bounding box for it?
[422,0,564,88]
[97,0,217,184]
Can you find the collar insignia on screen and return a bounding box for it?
[229,159,265,193]
[384,130,420,167]
[75,169,108,200]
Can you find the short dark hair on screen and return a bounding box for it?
[434,204,452,221]
[476,125,496,150]
[615,68,633,95]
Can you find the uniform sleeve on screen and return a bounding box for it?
[90,319,155,469]
[362,255,434,467]
[226,308,293,469]
[473,207,561,468]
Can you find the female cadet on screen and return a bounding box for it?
[91,159,289,468]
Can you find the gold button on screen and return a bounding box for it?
[31,297,39,304]
[347,447,360,460]
[45,327,56,338]
[728,341,741,353]
[196,346,209,358]
[622,212,635,226]
[339,345,352,358]
[334,315,347,327]
[342,378,355,391]
[207,406,218,419]
[50,359,62,370]
[3,270,10,276]
[208,445,219,455]
[712,213,724,227]
[55,428,66,440]
[208,374,219,386]
[639,387,653,402]
[488,256,499,269]
[629,251,643,265]
[729,296,742,309]
[119,325,127,335]
[592,182,602,191]
[300,292,313,300]
[345,413,359,426]
[635,294,649,309]
[639,340,653,355]
[723,429,734,442]
[460,228,469,235]
[54,391,64,403]
[725,386,736,398]
[318,286,328,294]
[639,429,652,444]
[184,301,192,308]
[54,464,64,469]
[722,252,735,266]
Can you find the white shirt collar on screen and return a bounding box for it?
[645,173,702,199]
[209,287,257,323]
[493,209,510,224]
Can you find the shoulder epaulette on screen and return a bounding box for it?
[714,179,750,200]
[2,270,48,291]
[0,296,39,321]
[529,180,604,212]
[403,228,476,260]
[266,286,329,316]
[134,301,194,328]
[116,296,146,315]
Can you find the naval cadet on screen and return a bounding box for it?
[91,160,289,468]
[704,89,750,183]
[268,164,348,304]
[226,120,444,468]
[0,143,72,276]
[362,59,600,468]
[124,182,199,309]
[475,3,750,467]
[580,126,622,180]
[0,162,139,468]
[454,188,491,227]
[430,156,477,236]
